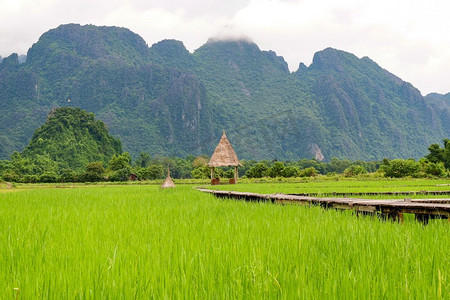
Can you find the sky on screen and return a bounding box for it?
[1,0,449,95]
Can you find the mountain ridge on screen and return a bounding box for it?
[0,24,448,161]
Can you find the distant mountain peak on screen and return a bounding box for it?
[151,39,188,51]
[26,23,149,65]
[310,47,359,72]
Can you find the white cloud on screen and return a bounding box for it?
[0,0,449,94]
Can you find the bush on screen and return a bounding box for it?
[424,162,446,177]
[191,166,209,179]
[22,174,39,183]
[146,165,165,180]
[299,167,318,177]
[282,166,300,178]
[60,169,80,182]
[39,171,59,183]
[109,167,131,181]
[1,170,19,182]
[245,163,269,178]
[264,162,285,178]
[83,162,105,182]
[384,159,421,178]
[223,169,235,179]
[343,165,367,177]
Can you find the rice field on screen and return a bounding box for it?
[0,184,448,298]
[209,178,450,198]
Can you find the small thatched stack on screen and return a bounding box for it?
[161,167,175,188]
[208,131,241,184]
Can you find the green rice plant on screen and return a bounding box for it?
[209,178,450,195]
[0,185,448,298]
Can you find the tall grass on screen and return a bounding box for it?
[0,185,448,298]
[209,178,450,195]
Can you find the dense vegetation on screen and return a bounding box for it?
[0,105,448,182]
[1,24,449,161]
[22,107,121,170]
[0,185,447,298]
[0,107,448,183]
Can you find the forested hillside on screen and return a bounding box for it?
[21,107,122,171]
[0,24,448,161]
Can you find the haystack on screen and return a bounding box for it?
[208,131,241,184]
[161,167,175,188]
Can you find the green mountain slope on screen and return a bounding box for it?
[0,24,448,161]
[295,48,446,160]
[425,93,450,135]
[21,107,122,171]
[0,24,214,159]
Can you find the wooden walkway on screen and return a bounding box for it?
[198,188,450,224]
[288,190,450,196]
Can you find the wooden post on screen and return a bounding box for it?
[210,167,215,180]
[234,166,238,183]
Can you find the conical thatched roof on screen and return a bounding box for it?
[161,167,175,188]
[208,131,241,167]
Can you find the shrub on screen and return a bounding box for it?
[282,166,300,178]
[264,162,285,178]
[1,170,19,182]
[343,165,367,177]
[83,161,105,182]
[424,162,446,177]
[60,169,80,182]
[39,171,59,183]
[299,167,318,177]
[109,167,131,182]
[22,174,39,183]
[191,166,209,179]
[384,159,421,178]
[146,165,165,180]
[245,163,269,178]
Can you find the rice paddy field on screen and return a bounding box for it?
[209,178,450,199]
[0,181,449,298]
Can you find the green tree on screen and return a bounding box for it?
[191,166,209,179]
[245,162,269,178]
[39,171,59,183]
[384,159,421,178]
[299,167,318,177]
[343,165,367,177]
[60,169,79,182]
[424,162,446,177]
[134,152,151,168]
[426,144,444,163]
[424,139,450,170]
[146,165,164,180]
[84,162,105,182]
[282,166,300,178]
[109,167,132,182]
[108,153,131,171]
[265,162,285,178]
[1,170,19,182]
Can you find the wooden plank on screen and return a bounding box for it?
[289,190,450,196]
[411,199,450,204]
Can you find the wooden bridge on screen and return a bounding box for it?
[198,188,450,224]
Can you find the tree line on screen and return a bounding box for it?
[1,139,449,183]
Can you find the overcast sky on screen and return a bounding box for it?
[1,0,449,95]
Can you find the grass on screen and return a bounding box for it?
[0,184,448,298]
[208,178,450,197]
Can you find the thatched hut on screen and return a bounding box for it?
[208,131,241,184]
[161,167,175,188]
